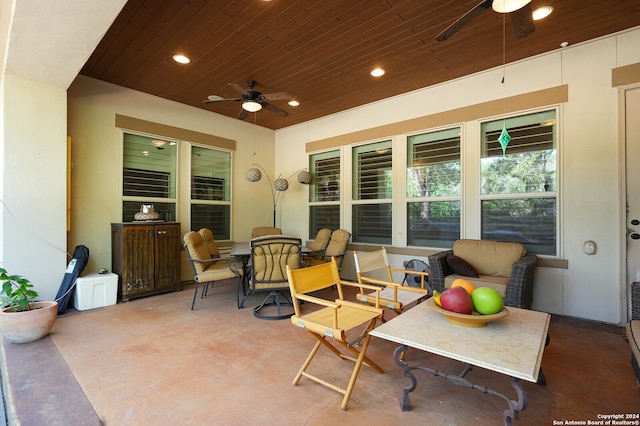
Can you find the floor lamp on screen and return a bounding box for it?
[245,164,311,227]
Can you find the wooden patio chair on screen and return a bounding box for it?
[286,259,384,410]
[353,247,429,318]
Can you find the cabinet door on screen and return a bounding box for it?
[121,226,155,298]
[154,224,181,291]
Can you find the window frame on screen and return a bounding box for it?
[478,108,559,256]
[406,126,462,249]
[121,131,179,222]
[308,149,342,238]
[349,139,393,245]
[188,143,233,239]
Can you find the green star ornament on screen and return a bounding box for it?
[498,123,511,155]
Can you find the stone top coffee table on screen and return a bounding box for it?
[370,300,550,425]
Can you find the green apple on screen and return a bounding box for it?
[471,287,504,315]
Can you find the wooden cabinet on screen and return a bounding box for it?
[111,222,181,301]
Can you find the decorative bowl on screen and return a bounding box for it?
[134,212,160,221]
[426,297,509,327]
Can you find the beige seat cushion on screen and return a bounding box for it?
[251,227,282,238]
[183,231,213,274]
[308,228,331,251]
[251,237,300,290]
[325,229,350,257]
[198,261,237,282]
[453,239,526,277]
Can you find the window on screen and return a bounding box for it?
[352,140,392,244]
[190,146,232,239]
[306,108,559,255]
[406,127,461,248]
[480,110,557,255]
[122,133,177,222]
[309,150,340,236]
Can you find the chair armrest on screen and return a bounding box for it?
[427,250,453,293]
[505,254,538,309]
[295,293,339,309]
[336,299,383,315]
[338,280,382,308]
[389,267,430,290]
[359,276,429,294]
[339,279,383,293]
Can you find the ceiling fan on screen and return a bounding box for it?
[203,80,292,120]
[435,0,535,42]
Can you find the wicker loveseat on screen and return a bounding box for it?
[428,239,537,309]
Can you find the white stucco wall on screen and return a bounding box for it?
[0,75,68,301]
[276,28,640,325]
[67,76,277,280]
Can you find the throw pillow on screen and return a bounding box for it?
[446,254,479,278]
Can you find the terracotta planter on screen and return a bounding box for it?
[0,301,58,344]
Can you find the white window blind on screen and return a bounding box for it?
[352,141,392,244]
[309,150,340,236]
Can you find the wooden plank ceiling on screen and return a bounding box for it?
[81,0,640,130]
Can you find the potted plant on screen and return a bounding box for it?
[0,267,58,344]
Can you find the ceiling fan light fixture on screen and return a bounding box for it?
[288,100,300,107]
[242,101,262,112]
[491,0,531,13]
[532,6,554,21]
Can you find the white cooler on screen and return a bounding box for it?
[74,272,118,311]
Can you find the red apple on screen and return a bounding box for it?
[439,286,473,314]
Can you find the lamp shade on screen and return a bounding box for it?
[245,167,262,182]
[274,178,289,191]
[242,101,262,112]
[492,0,531,13]
[297,170,312,184]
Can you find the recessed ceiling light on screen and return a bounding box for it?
[172,54,190,64]
[532,6,554,21]
[288,100,300,107]
[560,41,569,48]
[370,68,385,77]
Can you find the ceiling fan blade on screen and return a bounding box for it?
[203,97,242,104]
[237,108,249,120]
[511,3,535,39]
[229,83,250,96]
[435,0,493,41]
[262,102,289,117]
[263,92,292,101]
